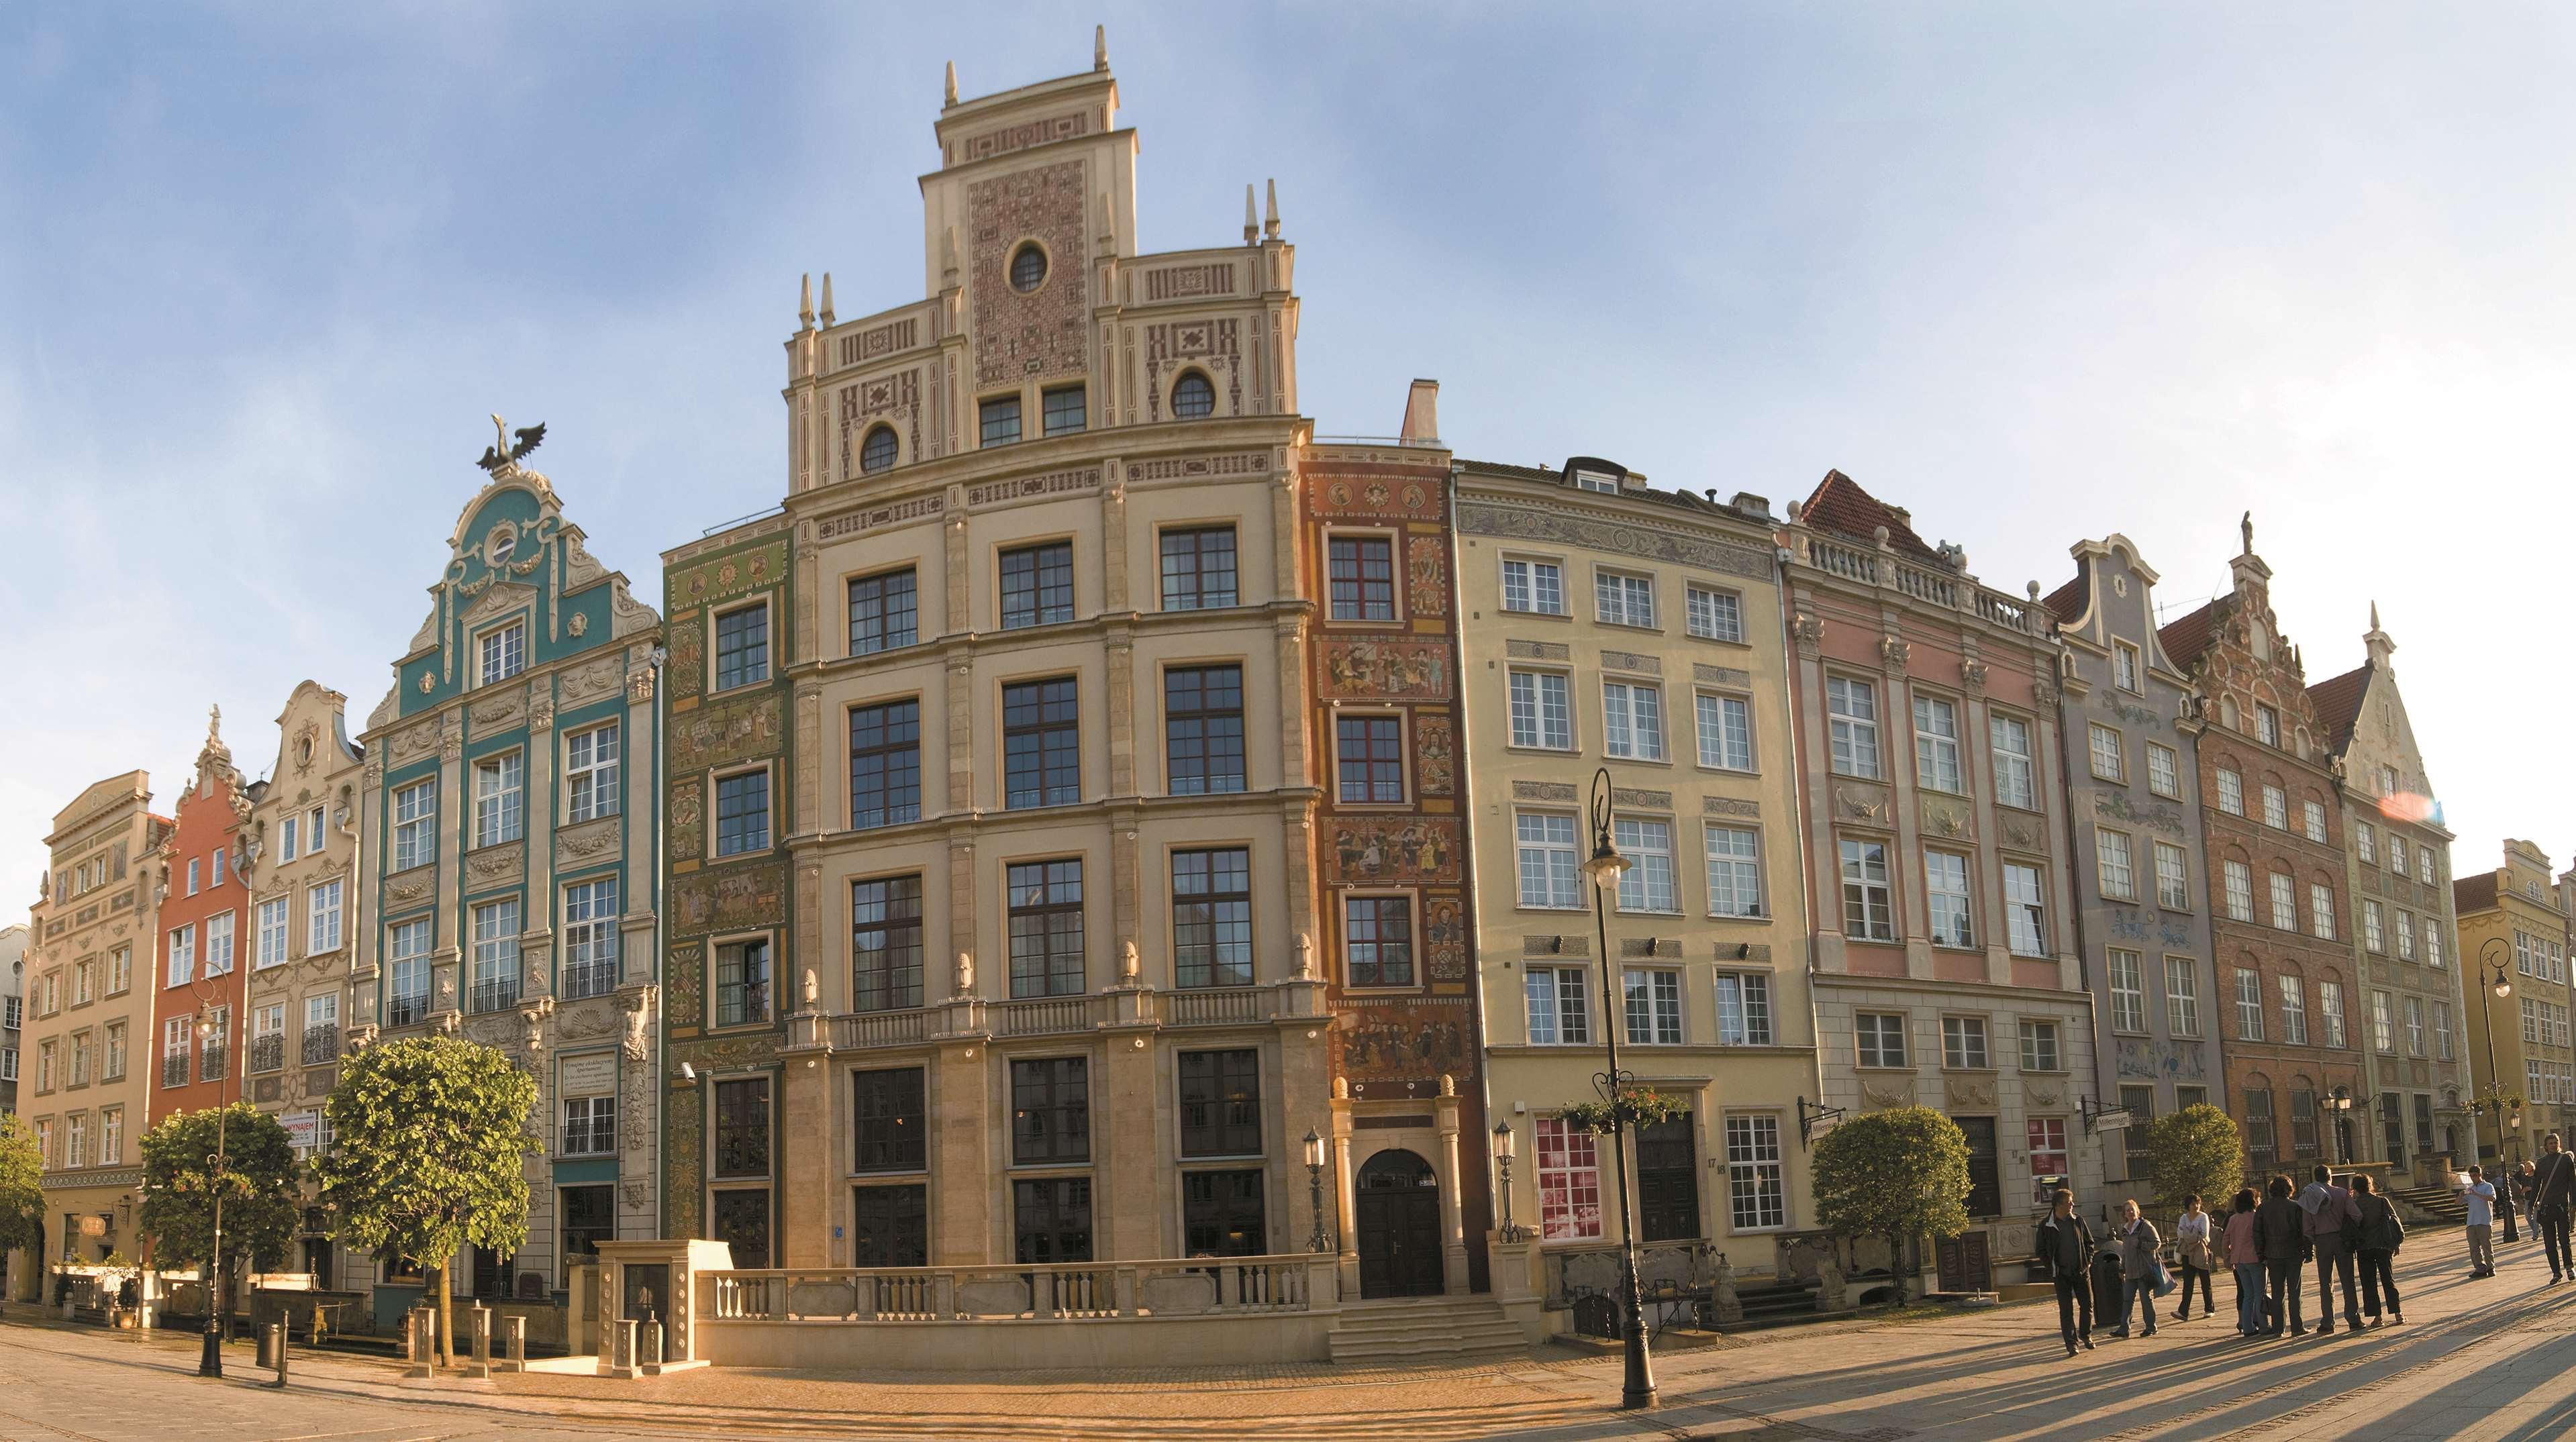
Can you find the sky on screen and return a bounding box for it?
[4,3,2573,909]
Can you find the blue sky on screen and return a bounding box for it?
[5,4,2574,901]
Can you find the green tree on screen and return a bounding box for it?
[0,1115,44,1281]
[314,1036,538,1366]
[1811,1106,1972,1304]
[138,1102,302,1321]
[2140,1103,2244,1212]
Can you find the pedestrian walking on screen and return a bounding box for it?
[2517,1160,2538,1243]
[2224,1186,2266,1337]
[2172,1194,2216,1321]
[2465,1165,2498,1278]
[2255,1174,2310,1336]
[2534,1133,2575,1283]
[2108,1198,2165,1339]
[2297,1164,2363,1335]
[2035,1187,2096,1357]
[2349,1174,2406,1325]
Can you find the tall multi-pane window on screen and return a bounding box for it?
[2257,703,2281,747]
[1716,973,1772,1046]
[1602,682,1665,760]
[851,876,925,1013]
[2154,841,2190,909]
[1926,850,1974,947]
[2114,641,2142,692]
[1041,382,1086,436]
[2312,883,2337,941]
[167,924,195,987]
[2146,743,2181,799]
[2405,996,2426,1055]
[1178,1050,1262,1157]
[2224,860,2254,922]
[999,542,1076,628]
[1500,558,1566,615]
[1007,861,1086,998]
[2278,974,2308,1045]
[1158,529,1238,611]
[1524,967,1590,1045]
[203,911,234,978]
[2096,829,2137,900]
[1990,715,2035,808]
[1536,1117,1603,1240]
[1165,666,1246,796]
[715,770,771,855]
[562,878,620,1000]
[1704,825,1763,918]
[1726,1116,1787,1229]
[2395,911,2415,960]
[714,605,770,690]
[2356,823,2377,864]
[2235,967,2265,1040]
[562,1092,617,1157]
[848,568,920,654]
[1614,819,1676,914]
[1327,536,1395,620]
[1622,969,1683,1045]
[470,899,522,1014]
[473,752,524,847]
[478,621,525,686]
[1914,696,1963,793]
[1002,678,1081,808]
[1344,896,1414,987]
[2020,1019,2061,1072]
[2216,768,2244,815]
[1942,1015,1990,1069]
[2262,784,2288,831]
[2426,923,2444,970]
[2303,800,2328,843]
[2320,981,2347,1048]
[1507,670,1573,750]
[1335,715,1403,803]
[393,779,436,870]
[2088,723,2124,782]
[2108,949,2145,1032]
[2165,956,2200,1036]
[1518,814,1581,910]
[1828,678,1881,779]
[1695,692,1752,770]
[979,395,1022,447]
[852,1068,928,1173]
[1857,1012,1908,1067]
[1171,849,1252,989]
[303,992,339,1066]
[2435,1001,2455,1060]
[2003,863,2047,956]
[256,897,291,970]
[1840,839,1895,941]
[2268,871,2297,931]
[308,877,344,956]
[1594,571,1654,627]
[565,723,620,822]
[715,938,772,1027]
[849,700,923,829]
[1686,585,1743,641]
[387,919,431,1027]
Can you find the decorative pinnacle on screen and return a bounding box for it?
[1095,24,1107,71]
[798,272,813,329]
[1264,178,1280,240]
[819,272,835,327]
[1244,183,1258,244]
[944,60,958,106]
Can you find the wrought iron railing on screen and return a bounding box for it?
[301,1025,340,1066]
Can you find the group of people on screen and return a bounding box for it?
[2034,1131,2576,1358]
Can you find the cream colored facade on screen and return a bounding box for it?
[17,772,168,1296]
[241,682,366,1282]
[2458,841,2572,1168]
[1454,460,1819,1277]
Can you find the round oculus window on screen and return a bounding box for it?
[859,425,899,474]
[1172,372,1216,420]
[1008,243,1048,293]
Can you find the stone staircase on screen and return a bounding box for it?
[2389,1184,2467,1228]
[1327,1295,1530,1366]
[1727,1278,1828,1332]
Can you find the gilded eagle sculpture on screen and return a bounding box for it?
[477,414,546,472]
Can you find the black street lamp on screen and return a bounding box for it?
[2479,939,2522,1243]
[1492,1122,1528,1241]
[1583,766,1656,1412]
[1303,1129,1330,1254]
[196,998,232,1378]
[2326,1086,2353,1170]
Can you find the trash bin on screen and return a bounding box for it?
[2091,1239,2126,1327]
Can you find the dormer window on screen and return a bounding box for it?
[1573,466,1620,495]
[1009,244,1048,293]
[479,621,526,686]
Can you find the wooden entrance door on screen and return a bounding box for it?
[1356,1149,1445,1298]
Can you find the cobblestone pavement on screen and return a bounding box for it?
[4,1229,2572,1440]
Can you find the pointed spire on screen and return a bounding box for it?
[1263,178,1280,240]
[819,272,835,327]
[797,272,814,330]
[944,60,958,107]
[2369,599,2381,632]
[1244,183,1258,244]
[1095,23,1108,71]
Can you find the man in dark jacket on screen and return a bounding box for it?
[2036,1187,2095,1356]
[2254,1174,2308,1336]
[2299,1164,2363,1335]
[2533,1133,2575,1282]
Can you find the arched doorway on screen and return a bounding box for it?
[1355,1149,1444,1299]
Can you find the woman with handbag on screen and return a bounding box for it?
[2224,1187,2266,1337]
[2351,1174,2406,1325]
[2109,1198,2167,1339]
[2172,1194,2217,1321]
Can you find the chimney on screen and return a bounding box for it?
[1400,379,1440,446]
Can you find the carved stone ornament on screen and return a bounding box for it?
[1946,1074,1999,1109]
[1120,939,1140,982]
[2003,815,2046,851]
[1295,932,1315,980]
[2027,1082,2064,1108]
[955,950,975,995]
[801,968,820,1008]
[1793,612,1824,658]
[2032,676,2061,708]
[1861,1078,1916,1109]
[1879,633,1910,675]
[1961,660,1989,694]
[1919,795,1973,840]
[1834,782,1891,824]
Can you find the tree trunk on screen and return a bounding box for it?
[432,1259,454,1368]
[1886,1232,1907,1305]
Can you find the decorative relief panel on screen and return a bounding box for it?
[671,693,784,776]
[564,655,627,707]
[671,542,787,611]
[1126,452,1267,484]
[1522,935,1590,958]
[1919,794,1975,841]
[958,109,1089,164]
[673,862,787,935]
[838,370,924,481]
[389,722,439,766]
[1513,780,1578,803]
[382,865,436,912]
[1860,1076,1919,1110]
[1703,796,1761,818]
[1330,817,1458,884]
[669,780,705,862]
[1945,1074,1999,1110]
[1504,639,1569,662]
[468,688,526,735]
[2001,812,2048,852]
[1406,537,1448,619]
[1333,995,1476,1088]
[1314,474,1442,523]
[1144,319,1242,421]
[1321,639,1450,701]
[967,466,1098,508]
[1599,651,1661,675]
[1414,717,1455,796]
[1454,500,1773,581]
[1424,895,1467,981]
[1832,783,1892,825]
[1694,664,1753,688]
[664,944,703,1037]
[464,841,525,890]
[815,490,941,542]
[556,817,620,866]
[1611,788,1671,810]
[1140,264,1237,303]
[969,158,1088,389]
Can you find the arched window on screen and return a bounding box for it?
[1172,371,1216,420]
[1009,244,1048,293]
[859,425,898,475]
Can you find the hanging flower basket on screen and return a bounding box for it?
[1557,1086,1690,1136]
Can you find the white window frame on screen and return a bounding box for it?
[1925,849,1974,949]
[1704,825,1764,919]
[2320,980,2347,1049]
[2019,1017,2062,1072]
[2088,723,2124,783]
[2224,860,2254,922]
[2003,863,2048,958]
[473,750,526,848]
[2279,974,2308,1046]
[2216,768,2244,817]
[393,778,437,871]
[2109,949,2145,1033]
[2262,784,2288,831]
[1614,817,1678,915]
[2234,966,2265,1041]
[2095,829,2137,902]
[168,923,195,986]
[1514,812,1581,911]
[2165,956,2201,1037]
[2154,841,2190,910]
[2146,742,2181,799]
[478,619,527,687]
[1914,694,1964,794]
[308,877,344,956]
[2114,641,2142,693]
[566,721,622,823]
[1942,1015,1991,1070]
[1989,714,2035,809]
[1685,584,1744,642]
[256,896,290,969]
[1694,691,1753,772]
[1622,968,1684,1045]
[1594,569,1656,629]
[1500,556,1567,616]
[2267,871,2296,931]
[1840,837,1895,941]
[2303,799,2328,843]
[1715,972,1772,1046]
[1524,966,1592,1046]
[1507,670,1573,751]
[1828,677,1883,780]
[1601,680,1666,762]
[1725,1115,1787,1231]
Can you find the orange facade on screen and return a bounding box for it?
[148,717,252,1127]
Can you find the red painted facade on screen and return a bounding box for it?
[148,713,254,1128]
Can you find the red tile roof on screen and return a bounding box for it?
[2157,600,2223,670]
[2307,664,2373,754]
[2454,872,2499,917]
[1798,470,1949,566]
[2041,572,2087,624]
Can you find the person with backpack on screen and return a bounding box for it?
[2034,1186,2096,1356]
[2224,1187,2265,1337]
[2349,1174,2406,1325]
[2255,1174,2309,1336]
[2171,1194,2216,1321]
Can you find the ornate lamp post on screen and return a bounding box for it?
[2326,1086,2354,1170]
[1492,1121,1526,1240]
[1583,766,1656,1411]
[2480,939,2521,1242]
[195,998,232,1378]
[1303,1129,1330,1254]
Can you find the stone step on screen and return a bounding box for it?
[1328,1296,1528,1365]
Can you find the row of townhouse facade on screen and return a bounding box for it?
[10,40,2530,1331]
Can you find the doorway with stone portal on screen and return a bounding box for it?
[1356,1149,1444,1299]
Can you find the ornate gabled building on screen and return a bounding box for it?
[1782,471,2095,1291]
[2457,843,2571,1168]
[2042,537,2222,1190]
[354,428,663,1314]
[150,709,254,1132]
[2159,519,2365,1180]
[17,772,169,1295]
[242,681,367,1282]
[2308,609,2471,1179]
